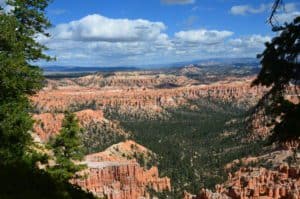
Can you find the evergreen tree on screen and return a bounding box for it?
[48,112,86,182]
[252,1,300,143]
[0,1,96,198]
[0,0,50,164]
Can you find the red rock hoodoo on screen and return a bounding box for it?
[185,165,300,199]
[72,145,171,199]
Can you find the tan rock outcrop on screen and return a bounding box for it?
[72,141,171,199]
[33,109,124,142]
[188,165,300,199]
[46,72,197,90]
[31,77,264,115]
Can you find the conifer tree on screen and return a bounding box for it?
[252,1,300,143]
[0,1,97,198]
[0,0,51,164]
[48,112,86,182]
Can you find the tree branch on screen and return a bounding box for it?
[268,0,282,27]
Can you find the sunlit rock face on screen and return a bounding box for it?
[33,107,170,199]
[31,75,265,119]
[185,165,300,199]
[31,71,299,199]
[33,109,105,142]
[71,141,171,199]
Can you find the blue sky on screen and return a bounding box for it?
[32,0,300,66]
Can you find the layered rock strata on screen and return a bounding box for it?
[33,109,126,142]
[32,78,265,114]
[72,141,171,199]
[185,164,300,199]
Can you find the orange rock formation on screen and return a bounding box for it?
[33,109,106,142]
[185,164,300,199]
[72,141,171,199]
[31,78,265,113]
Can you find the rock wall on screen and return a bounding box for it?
[186,164,300,199]
[46,72,197,89]
[32,109,126,142]
[31,78,265,114]
[72,150,171,199]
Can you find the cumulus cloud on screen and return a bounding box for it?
[229,35,271,48]
[230,2,299,24]
[275,11,300,23]
[0,0,5,7]
[228,35,271,56]
[174,29,233,44]
[39,14,174,66]
[0,0,13,12]
[52,14,166,42]
[230,2,299,23]
[230,4,270,15]
[273,3,299,24]
[161,0,195,5]
[38,14,271,67]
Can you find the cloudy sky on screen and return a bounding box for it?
[22,0,300,67]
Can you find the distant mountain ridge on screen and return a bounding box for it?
[41,57,259,74]
[42,66,139,73]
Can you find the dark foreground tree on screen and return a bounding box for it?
[48,112,86,182]
[252,1,300,143]
[0,0,49,164]
[0,1,96,198]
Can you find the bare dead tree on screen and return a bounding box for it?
[268,0,283,28]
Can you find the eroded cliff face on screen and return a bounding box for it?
[72,141,171,199]
[46,72,197,90]
[33,108,169,199]
[32,76,265,119]
[33,109,127,142]
[185,164,300,199]
[32,71,299,199]
[248,85,300,142]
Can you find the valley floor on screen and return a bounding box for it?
[30,69,299,199]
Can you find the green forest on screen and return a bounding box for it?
[105,99,265,198]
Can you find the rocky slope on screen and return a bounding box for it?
[72,140,171,199]
[32,75,266,119]
[46,71,197,89]
[33,109,128,144]
[33,108,170,199]
[184,164,300,199]
[32,70,299,198]
[248,85,300,141]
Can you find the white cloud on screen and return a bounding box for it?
[228,35,271,55]
[38,14,272,67]
[275,11,300,23]
[230,2,299,25]
[273,3,299,24]
[229,35,271,47]
[230,4,270,15]
[39,14,174,66]
[161,0,195,5]
[284,3,298,12]
[0,0,13,12]
[230,2,299,24]
[174,29,233,44]
[52,14,166,42]
[0,0,5,7]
